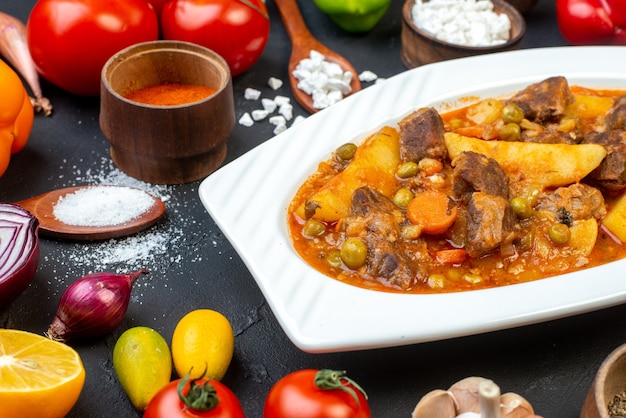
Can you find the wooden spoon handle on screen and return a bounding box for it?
[274,0,315,43]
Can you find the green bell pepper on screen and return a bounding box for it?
[313,0,391,33]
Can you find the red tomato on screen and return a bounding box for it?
[146,0,169,16]
[144,377,245,418]
[556,0,626,45]
[27,0,159,96]
[161,0,270,76]
[263,369,371,418]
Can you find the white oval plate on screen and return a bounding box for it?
[199,46,626,353]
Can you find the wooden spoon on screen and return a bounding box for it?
[274,0,362,114]
[15,185,166,241]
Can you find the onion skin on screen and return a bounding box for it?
[0,11,52,116]
[0,203,39,307]
[47,269,149,342]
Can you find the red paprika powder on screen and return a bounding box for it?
[125,83,216,106]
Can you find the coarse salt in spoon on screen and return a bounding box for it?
[274,0,362,114]
[15,185,166,241]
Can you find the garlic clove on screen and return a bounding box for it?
[478,379,502,418]
[449,376,487,413]
[500,392,535,418]
[411,389,457,418]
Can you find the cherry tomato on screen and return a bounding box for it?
[263,369,371,418]
[27,0,159,96]
[161,0,270,76]
[144,376,245,418]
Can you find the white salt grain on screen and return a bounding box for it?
[238,112,254,127]
[53,186,155,227]
[244,87,261,100]
[267,77,283,90]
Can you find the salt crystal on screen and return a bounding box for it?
[274,95,291,106]
[244,87,261,100]
[53,186,155,227]
[359,70,378,82]
[279,103,293,121]
[273,123,287,135]
[269,115,287,126]
[262,98,277,113]
[267,77,283,90]
[251,109,269,121]
[238,112,254,127]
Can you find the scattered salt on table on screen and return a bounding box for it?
[53,186,155,227]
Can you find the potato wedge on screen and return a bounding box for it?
[569,218,598,257]
[444,133,606,192]
[602,192,626,243]
[297,126,401,222]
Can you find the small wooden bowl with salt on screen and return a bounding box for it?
[100,40,235,184]
[401,0,526,68]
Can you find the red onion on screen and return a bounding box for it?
[47,269,149,342]
[0,11,52,116]
[0,203,39,307]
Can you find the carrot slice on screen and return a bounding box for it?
[406,190,458,235]
[435,249,468,264]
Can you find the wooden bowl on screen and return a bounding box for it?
[401,0,526,69]
[100,40,235,184]
[581,343,626,418]
[504,0,538,14]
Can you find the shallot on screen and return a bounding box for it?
[47,269,149,342]
[0,203,39,307]
[0,11,52,116]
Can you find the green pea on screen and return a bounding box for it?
[502,103,524,124]
[393,188,414,208]
[302,219,326,238]
[336,143,357,160]
[510,197,533,219]
[499,122,521,141]
[326,250,343,268]
[549,223,571,246]
[340,238,367,269]
[396,161,419,178]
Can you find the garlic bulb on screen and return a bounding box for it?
[412,376,540,418]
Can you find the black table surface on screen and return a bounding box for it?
[1,0,619,417]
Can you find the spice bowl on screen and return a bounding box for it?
[401,0,526,69]
[581,343,626,418]
[100,40,235,184]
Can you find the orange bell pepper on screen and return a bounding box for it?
[0,59,34,177]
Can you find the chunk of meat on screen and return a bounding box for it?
[582,130,626,192]
[344,187,427,290]
[465,192,518,258]
[506,76,575,122]
[535,183,606,221]
[604,95,626,130]
[398,107,446,163]
[451,151,509,199]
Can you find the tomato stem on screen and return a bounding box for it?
[314,369,368,406]
[177,370,219,412]
[238,0,269,19]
